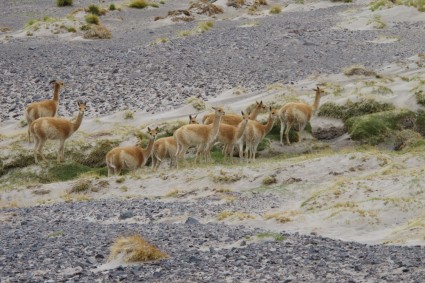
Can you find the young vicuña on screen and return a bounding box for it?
[31,100,86,163]
[105,127,159,176]
[151,115,198,171]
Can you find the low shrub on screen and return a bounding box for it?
[343,65,377,77]
[85,14,99,25]
[269,5,282,14]
[109,4,116,10]
[57,0,73,7]
[83,24,112,39]
[129,0,149,9]
[318,99,395,121]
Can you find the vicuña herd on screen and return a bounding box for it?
[24,80,324,176]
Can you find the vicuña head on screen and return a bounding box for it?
[106,127,159,176]
[279,85,324,145]
[174,106,225,166]
[152,115,198,171]
[31,100,86,163]
[25,80,64,142]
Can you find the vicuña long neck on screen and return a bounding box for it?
[142,138,155,160]
[262,114,275,136]
[72,111,84,133]
[312,90,321,113]
[236,120,249,140]
[249,107,261,120]
[53,84,61,101]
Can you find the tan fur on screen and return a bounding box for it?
[240,107,277,161]
[202,101,266,126]
[25,80,64,142]
[31,101,86,163]
[151,115,198,171]
[174,107,225,166]
[279,86,323,145]
[106,127,158,176]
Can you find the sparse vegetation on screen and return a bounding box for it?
[369,15,387,29]
[109,4,116,11]
[189,0,224,16]
[369,0,394,11]
[124,110,134,119]
[415,90,425,106]
[197,21,214,33]
[400,0,425,11]
[262,176,277,185]
[109,235,169,262]
[165,189,179,197]
[48,231,64,237]
[211,170,243,183]
[178,30,192,37]
[186,96,206,110]
[57,0,73,7]
[83,24,112,39]
[151,37,169,45]
[70,179,92,193]
[116,177,126,183]
[343,65,377,76]
[269,4,282,14]
[217,211,255,221]
[227,0,245,8]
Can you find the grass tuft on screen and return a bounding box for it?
[217,210,255,221]
[109,235,169,262]
[186,96,206,110]
[70,179,92,193]
[129,0,149,8]
[343,65,377,76]
[269,5,282,14]
[124,110,134,119]
[262,176,277,185]
[109,3,116,10]
[57,0,73,7]
[83,24,112,39]
[197,21,214,33]
[256,232,285,241]
[85,14,100,25]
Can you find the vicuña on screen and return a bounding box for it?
[25,80,64,142]
[278,86,323,145]
[152,115,198,171]
[174,107,225,166]
[106,127,159,176]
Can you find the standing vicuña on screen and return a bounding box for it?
[106,127,159,176]
[279,86,324,145]
[152,115,198,171]
[174,107,225,166]
[241,107,277,161]
[25,80,64,142]
[202,101,266,126]
[31,101,86,163]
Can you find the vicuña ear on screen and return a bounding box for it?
[49,80,56,85]
[194,115,197,118]
[189,115,193,119]
[269,106,272,111]
[155,127,159,131]
[147,127,151,131]
[241,111,245,115]
[212,106,216,110]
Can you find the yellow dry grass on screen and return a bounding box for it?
[109,235,169,262]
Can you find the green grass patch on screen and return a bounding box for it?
[415,90,425,106]
[369,0,394,11]
[85,14,100,25]
[109,4,116,10]
[129,0,149,8]
[39,162,107,183]
[345,109,416,144]
[256,232,285,241]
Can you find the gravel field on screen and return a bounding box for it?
[1,1,425,121]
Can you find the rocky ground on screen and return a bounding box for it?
[1,0,425,282]
[1,199,425,282]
